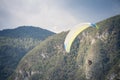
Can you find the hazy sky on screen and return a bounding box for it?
[0,0,120,33]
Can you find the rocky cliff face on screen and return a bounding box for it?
[9,15,120,80]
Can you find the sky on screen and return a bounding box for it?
[0,0,120,33]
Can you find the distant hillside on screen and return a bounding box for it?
[0,26,55,80]
[9,15,120,80]
[0,26,55,40]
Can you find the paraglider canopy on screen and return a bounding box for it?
[64,23,98,53]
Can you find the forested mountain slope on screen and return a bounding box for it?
[0,26,55,80]
[10,15,120,80]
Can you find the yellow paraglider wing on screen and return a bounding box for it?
[64,23,98,53]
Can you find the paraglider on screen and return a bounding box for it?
[64,23,98,53]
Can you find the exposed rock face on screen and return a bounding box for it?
[9,15,120,80]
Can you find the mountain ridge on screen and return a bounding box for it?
[0,26,55,80]
[9,15,120,80]
[0,26,55,40]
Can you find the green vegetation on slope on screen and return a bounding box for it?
[0,37,41,80]
[0,26,55,40]
[9,15,120,80]
[0,26,55,80]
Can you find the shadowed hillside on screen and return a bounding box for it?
[0,26,55,80]
[9,15,120,80]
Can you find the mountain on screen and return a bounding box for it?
[9,15,120,80]
[0,26,54,40]
[0,26,55,80]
